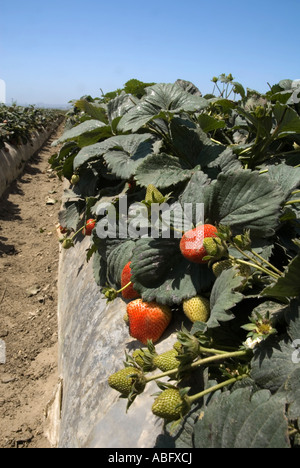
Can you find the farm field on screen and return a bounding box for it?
[1,75,300,448]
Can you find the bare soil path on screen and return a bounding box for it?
[0,123,64,448]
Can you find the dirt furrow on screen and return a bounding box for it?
[0,124,64,448]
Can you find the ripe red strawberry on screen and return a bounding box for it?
[125,299,172,344]
[83,218,96,236]
[121,261,139,300]
[180,224,218,263]
[59,225,68,234]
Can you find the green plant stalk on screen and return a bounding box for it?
[249,249,282,276]
[285,199,300,206]
[145,349,250,383]
[228,255,279,280]
[230,243,281,279]
[187,374,247,404]
[198,346,232,355]
[69,218,96,240]
[116,281,132,294]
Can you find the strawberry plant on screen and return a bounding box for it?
[0,103,63,148]
[53,76,300,448]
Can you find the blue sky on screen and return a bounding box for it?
[1,0,299,107]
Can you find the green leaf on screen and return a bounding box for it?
[130,238,214,305]
[262,254,300,298]
[203,170,285,237]
[197,114,226,133]
[59,201,81,231]
[175,79,202,96]
[193,387,290,448]
[55,119,107,145]
[76,125,113,147]
[207,267,244,328]
[135,153,199,189]
[73,133,155,174]
[251,337,300,393]
[273,102,300,138]
[75,99,108,123]
[251,301,300,394]
[178,171,209,225]
[286,298,300,342]
[103,134,155,179]
[232,81,246,99]
[73,142,106,170]
[117,82,208,133]
[106,92,138,125]
[170,119,229,168]
[284,367,300,419]
[92,252,107,287]
[267,164,300,200]
[106,240,136,289]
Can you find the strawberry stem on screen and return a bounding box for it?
[187,374,248,404]
[145,349,250,383]
[228,254,280,280]
[116,281,132,294]
[69,218,96,240]
[285,198,300,206]
[249,249,282,276]
[198,346,231,355]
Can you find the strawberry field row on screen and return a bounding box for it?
[0,104,64,149]
[52,76,300,448]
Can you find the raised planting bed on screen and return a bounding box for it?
[0,105,64,198]
[52,76,300,448]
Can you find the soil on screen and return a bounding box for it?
[0,123,65,448]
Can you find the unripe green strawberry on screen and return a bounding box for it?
[212,259,233,277]
[152,388,190,421]
[71,174,80,185]
[153,349,179,372]
[212,259,251,278]
[108,366,146,397]
[61,238,74,249]
[182,295,210,323]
